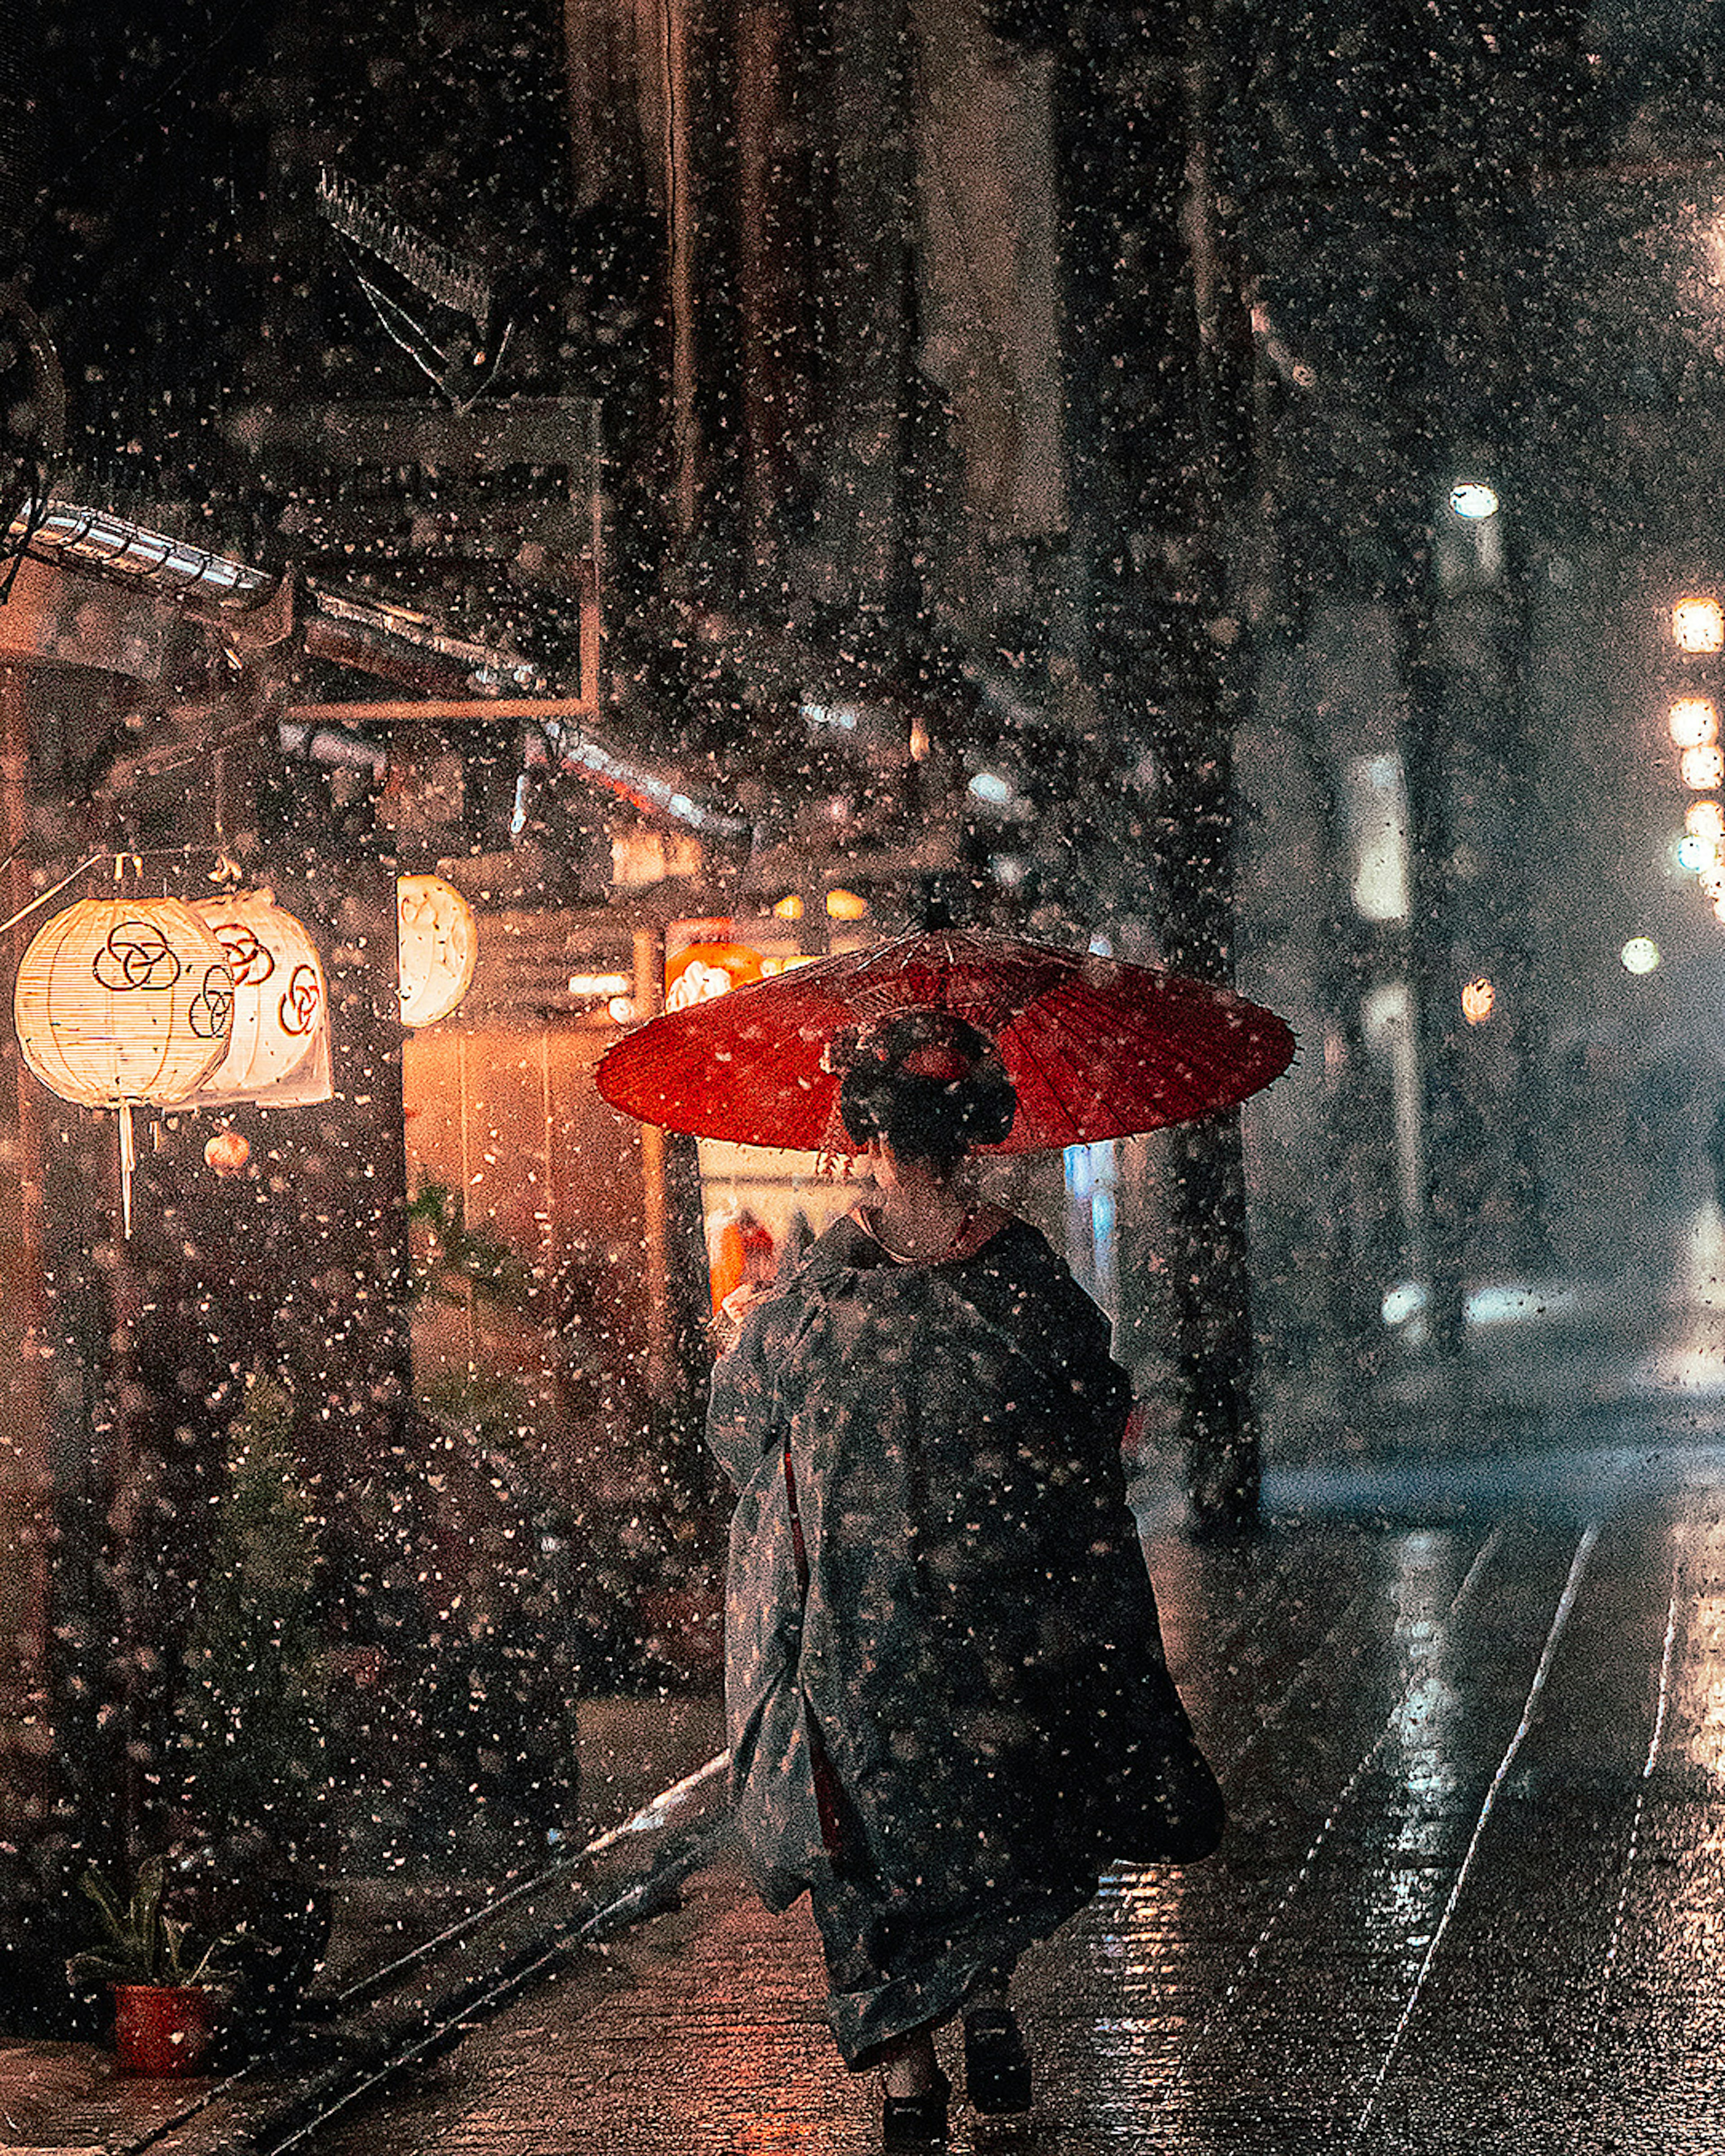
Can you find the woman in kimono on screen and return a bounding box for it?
[706,1011,1223,2145]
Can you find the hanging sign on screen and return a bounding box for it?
[398,872,478,1026]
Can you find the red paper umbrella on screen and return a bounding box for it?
[595,929,1296,1154]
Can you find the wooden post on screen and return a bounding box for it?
[632,925,675,1406]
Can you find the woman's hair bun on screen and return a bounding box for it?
[834,1012,1016,1164]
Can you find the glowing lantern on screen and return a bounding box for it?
[14,895,234,1234]
[665,941,763,1011]
[1461,976,1496,1026]
[190,890,332,1108]
[397,874,477,1026]
[708,1206,776,1316]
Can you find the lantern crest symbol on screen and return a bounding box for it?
[93,920,183,993]
[279,963,321,1037]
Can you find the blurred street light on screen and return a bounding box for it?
[1447,480,1499,520]
[1668,695,1719,748]
[1672,595,1725,653]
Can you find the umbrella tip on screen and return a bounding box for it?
[911,875,960,932]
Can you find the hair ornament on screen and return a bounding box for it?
[897,1043,972,1082]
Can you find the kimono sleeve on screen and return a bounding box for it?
[706,1294,788,1489]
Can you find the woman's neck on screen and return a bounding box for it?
[870,1160,974,1259]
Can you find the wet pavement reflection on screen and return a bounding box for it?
[318,1463,1725,2154]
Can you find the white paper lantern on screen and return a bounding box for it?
[190,889,332,1108]
[14,895,235,1233]
[397,873,477,1027]
[15,896,234,1108]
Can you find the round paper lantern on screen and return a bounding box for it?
[15,897,234,1108]
[190,889,331,1107]
[397,873,477,1027]
[14,895,234,1234]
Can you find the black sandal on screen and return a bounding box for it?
[882,2065,951,2147]
[963,2006,1032,2115]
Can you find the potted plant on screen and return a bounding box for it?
[66,1857,234,2076]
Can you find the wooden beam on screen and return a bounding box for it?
[284,697,600,723]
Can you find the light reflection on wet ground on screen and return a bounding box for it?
[319,1462,1725,2156]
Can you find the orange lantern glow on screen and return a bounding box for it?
[190,890,332,1108]
[664,941,764,1011]
[14,895,235,1233]
[708,1206,776,1315]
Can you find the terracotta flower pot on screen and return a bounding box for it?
[111,1983,216,2076]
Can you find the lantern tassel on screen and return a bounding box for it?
[118,1100,134,1241]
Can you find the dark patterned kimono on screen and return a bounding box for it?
[706,1210,1223,2066]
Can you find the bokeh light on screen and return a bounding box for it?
[1669,696,1720,748]
[1673,595,1725,652]
[1681,743,1725,790]
[1448,480,1499,520]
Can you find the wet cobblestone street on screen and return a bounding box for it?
[296,1448,1725,2156]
